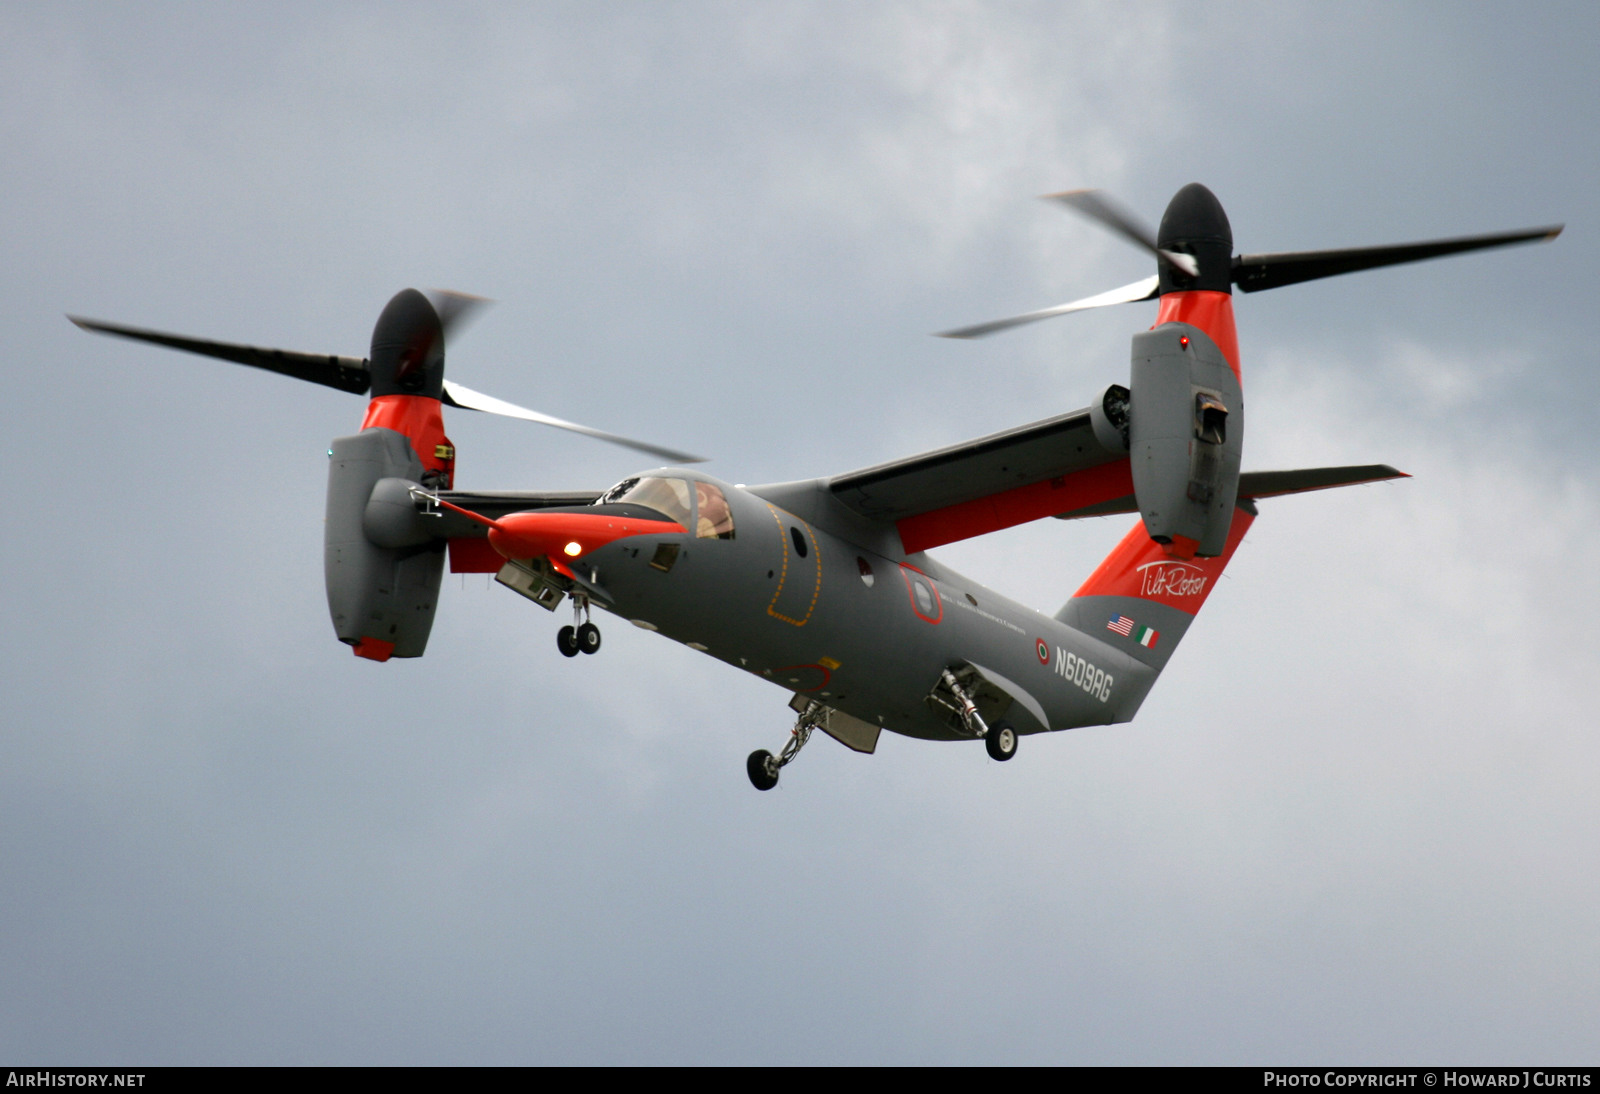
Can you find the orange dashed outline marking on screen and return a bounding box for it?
[765,505,821,626]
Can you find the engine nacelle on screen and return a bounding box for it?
[1089,382,1131,455]
[325,428,445,660]
[1128,322,1243,558]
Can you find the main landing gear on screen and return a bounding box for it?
[985,720,1018,762]
[938,668,1018,763]
[747,699,826,791]
[557,597,602,658]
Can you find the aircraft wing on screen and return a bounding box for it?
[825,403,1406,553]
[429,489,603,573]
[827,406,1130,553]
[432,490,602,537]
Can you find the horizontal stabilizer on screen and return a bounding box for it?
[1236,463,1409,498]
[1053,463,1408,521]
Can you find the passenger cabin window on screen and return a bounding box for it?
[694,482,736,540]
[598,476,694,527]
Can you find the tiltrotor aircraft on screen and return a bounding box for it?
[72,183,1559,790]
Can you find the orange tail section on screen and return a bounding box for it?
[1058,502,1255,672]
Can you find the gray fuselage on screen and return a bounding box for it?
[567,469,1158,742]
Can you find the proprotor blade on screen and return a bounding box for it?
[427,290,492,340]
[67,315,371,394]
[1047,190,1200,278]
[442,380,707,464]
[1232,225,1564,293]
[936,275,1159,339]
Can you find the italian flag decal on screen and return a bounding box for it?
[1133,624,1158,648]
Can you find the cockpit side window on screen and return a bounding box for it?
[694,482,736,540]
[599,476,694,526]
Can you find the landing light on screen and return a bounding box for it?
[563,541,583,557]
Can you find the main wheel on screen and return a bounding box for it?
[556,625,580,658]
[985,721,1018,762]
[747,749,779,791]
[577,621,602,655]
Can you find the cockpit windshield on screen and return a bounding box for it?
[596,476,694,527]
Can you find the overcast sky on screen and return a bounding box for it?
[3,1,1596,1065]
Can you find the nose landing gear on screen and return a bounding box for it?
[747,698,826,791]
[557,596,601,657]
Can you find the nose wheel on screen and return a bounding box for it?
[557,598,601,657]
[557,626,580,657]
[747,698,825,790]
[747,750,779,791]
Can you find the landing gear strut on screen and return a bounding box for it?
[747,699,825,791]
[557,596,601,657]
[937,668,1019,763]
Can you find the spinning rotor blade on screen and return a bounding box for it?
[1231,225,1564,293]
[427,289,492,340]
[442,380,707,464]
[937,181,1562,340]
[73,308,707,463]
[67,315,371,394]
[937,275,1159,339]
[1047,190,1200,277]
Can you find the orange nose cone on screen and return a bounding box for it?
[488,511,685,561]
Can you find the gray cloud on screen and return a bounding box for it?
[2,1,1595,1064]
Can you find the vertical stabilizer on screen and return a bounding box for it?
[1056,502,1255,676]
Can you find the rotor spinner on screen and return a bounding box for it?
[1157,183,1234,296]
[369,288,446,399]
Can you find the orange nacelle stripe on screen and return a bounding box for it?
[1153,290,1240,382]
[361,394,454,477]
[352,637,396,661]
